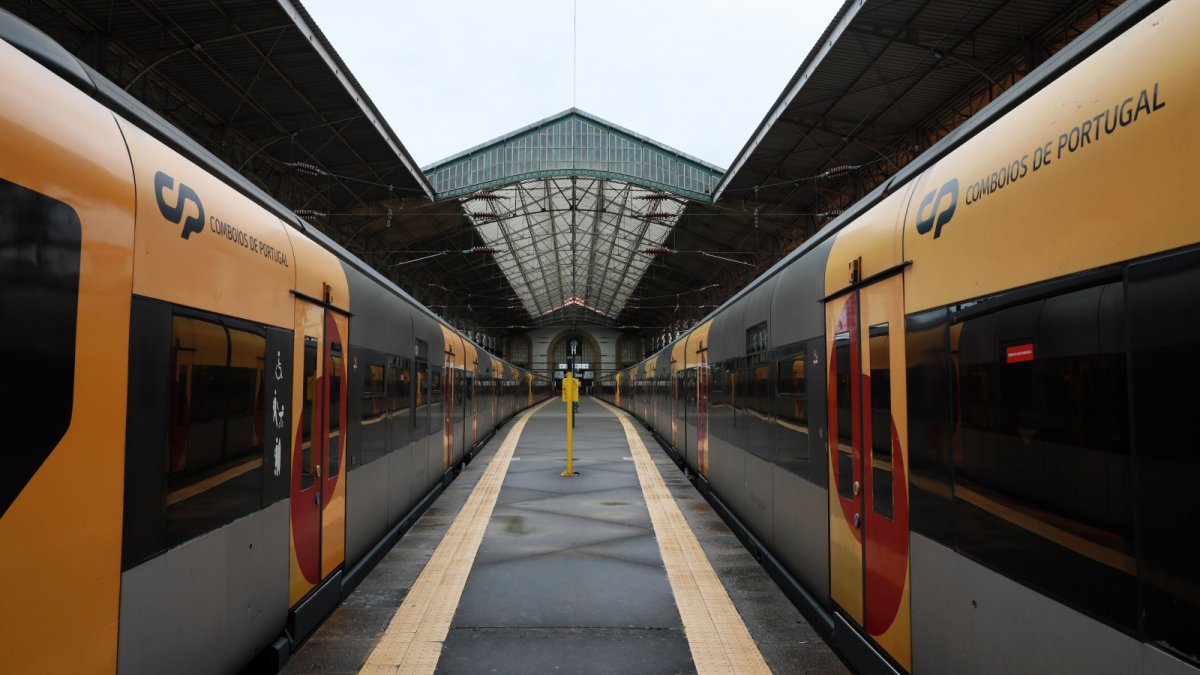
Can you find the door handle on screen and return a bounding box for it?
[852,480,860,496]
[315,491,322,506]
[853,513,861,528]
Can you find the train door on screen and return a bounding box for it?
[697,356,709,476]
[680,368,692,465]
[670,369,679,448]
[454,369,466,459]
[646,375,652,421]
[459,369,470,451]
[290,301,348,605]
[472,367,482,446]
[443,360,454,468]
[647,376,654,428]
[825,274,911,670]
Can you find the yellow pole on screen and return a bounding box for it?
[562,372,577,476]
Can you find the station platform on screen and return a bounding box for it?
[282,398,846,674]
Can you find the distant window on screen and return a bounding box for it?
[361,360,387,464]
[746,322,768,358]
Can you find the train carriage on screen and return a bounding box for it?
[600,0,1200,672]
[0,10,550,673]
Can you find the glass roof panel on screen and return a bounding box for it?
[464,177,685,318]
[424,109,724,202]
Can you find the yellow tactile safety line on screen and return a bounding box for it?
[359,399,552,675]
[594,398,772,675]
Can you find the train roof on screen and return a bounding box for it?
[606,0,1164,376]
[0,7,516,373]
[0,0,1150,336]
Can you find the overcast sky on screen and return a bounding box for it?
[302,0,844,170]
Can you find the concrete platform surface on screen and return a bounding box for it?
[281,399,847,675]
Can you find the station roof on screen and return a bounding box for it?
[423,109,717,321]
[9,0,432,212]
[9,0,1126,341]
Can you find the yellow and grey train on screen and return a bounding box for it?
[0,10,550,674]
[601,0,1198,673]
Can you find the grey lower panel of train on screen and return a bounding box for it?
[346,438,436,567]
[118,501,289,674]
[910,534,1192,675]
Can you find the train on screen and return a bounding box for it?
[598,0,1198,672]
[0,9,551,674]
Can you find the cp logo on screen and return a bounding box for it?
[915,178,958,239]
[155,171,205,240]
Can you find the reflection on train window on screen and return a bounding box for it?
[300,337,317,490]
[429,367,442,434]
[360,359,387,464]
[387,358,411,452]
[166,315,265,547]
[953,282,1135,634]
[1128,251,1200,663]
[905,308,954,544]
[869,324,892,519]
[747,364,771,459]
[327,343,342,478]
[775,347,810,477]
[834,332,854,500]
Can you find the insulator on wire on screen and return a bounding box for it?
[817,209,844,218]
[818,165,858,179]
[471,211,499,219]
[463,246,497,254]
[643,247,673,255]
[636,193,672,201]
[295,209,327,220]
[386,207,393,228]
[645,212,674,219]
[287,162,328,177]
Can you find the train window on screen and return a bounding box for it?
[225,329,265,466]
[906,308,954,546]
[833,332,854,500]
[747,364,771,459]
[1128,250,1200,664]
[745,322,768,361]
[775,347,810,477]
[0,179,81,516]
[327,343,342,478]
[387,357,412,451]
[869,324,892,519]
[165,315,265,548]
[360,360,387,464]
[430,367,442,435]
[953,282,1135,634]
[300,337,317,489]
[415,358,429,434]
